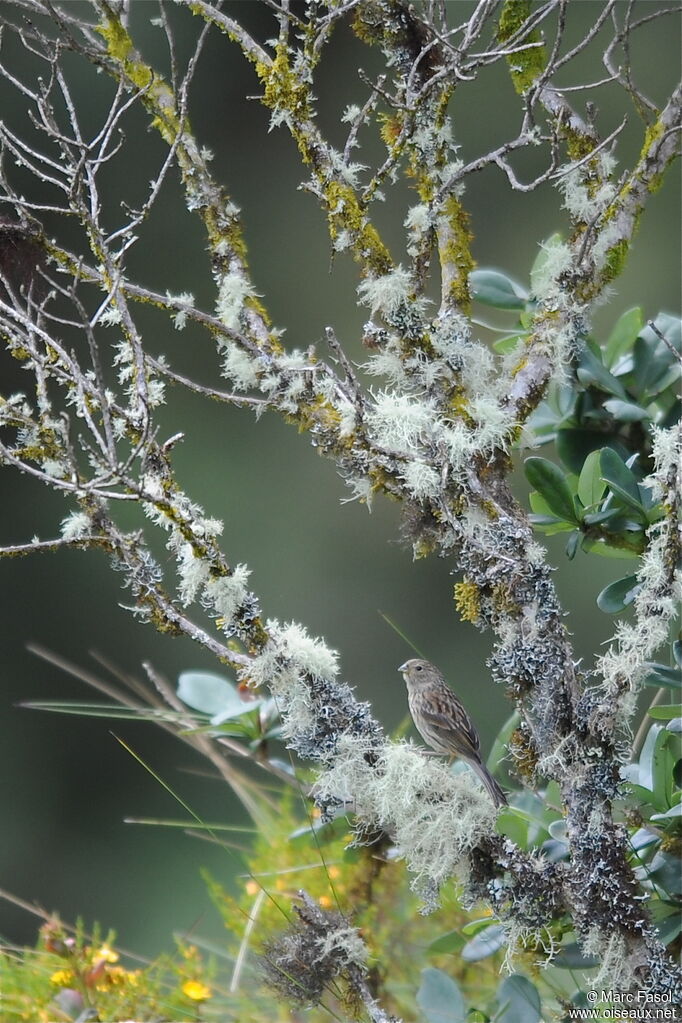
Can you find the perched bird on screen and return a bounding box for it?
[399,658,507,808]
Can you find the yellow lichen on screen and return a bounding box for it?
[454,579,481,623]
[438,196,474,312]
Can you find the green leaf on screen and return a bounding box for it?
[577,346,629,400]
[651,902,682,944]
[565,530,580,559]
[177,671,235,715]
[596,575,640,613]
[524,457,578,523]
[650,803,682,820]
[578,448,607,508]
[580,537,640,559]
[643,663,682,690]
[600,448,646,514]
[528,491,575,533]
[487,710,520,772]
[416,967,466,1023]
[470,270,527,310]
[461,923,506,962]
[211,694,263,725]
[493,333,525,354]
[626,782,659,810]
[496,975,542,1023]
[582,507,622,526]
[427,930,466,955]
[603,398,650,422]
[648,705,682,721]
[288,816,351,848]
[638,724,673,811]
[553,943,600,969]
[640,313,681,354]
[605,307,643,366]
[632,346,668,403]
[461,917,496,937]
[648,851,682,897]
[555,428,607,475]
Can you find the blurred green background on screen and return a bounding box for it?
[0,1,679,956]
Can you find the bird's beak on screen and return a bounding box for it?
[398,661,409,674]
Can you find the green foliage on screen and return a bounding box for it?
[417,967,466,1022]
[0,920,216,1022]
[515,302,680,560]
[622,717,682,948]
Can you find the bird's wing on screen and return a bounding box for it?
[418,705,481,759]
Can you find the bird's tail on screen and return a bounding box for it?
[469,758,507,807]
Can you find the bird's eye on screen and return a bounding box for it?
[416,664,423,671]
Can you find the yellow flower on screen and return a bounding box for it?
[245,880,259,896]
[182,979,212,1001]
[318,895,332,909]
[95,965,139,990]
[50,969,74,986]
[327,866,340,880]
[96,943,119,963]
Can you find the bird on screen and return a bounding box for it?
[398,658,507,808]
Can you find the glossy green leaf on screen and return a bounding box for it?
[640,313,681,353]
[487,710,520,772]
[648,705,682,721]
[493,333,525,354]
[577,448,607,507]
[632,331,678,401]
[600,448,645,513]
[212,696,263,725]
[626,782,659,810]
[555,428,607,475]
[651,902,682,944]
[461,917,496,937]
[470,269,528,309]
[596,575,640,613]
[648,852,682,897]
[605,306,643,365]
[553,943,600,969]
[565,530,580,559]
[577,345,629,400]
[427,930,466,955]
[603,398,650,422]
[638,724,673,811]
[528,491,575,533]
[581,537,640,559]
[461,923,506,961]
[416,967,466,1023]
[177,671,236,716]
[496,975,542,1023]
[496,806,535,848]
[643,663,682,690]
[582,507,621,526]
[524,457,578,523]
[650,803,682,820]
